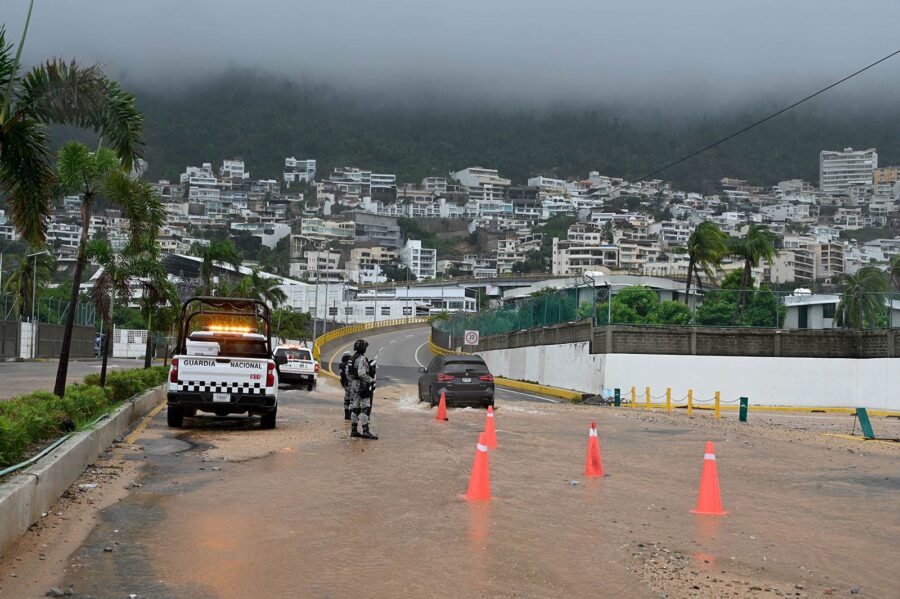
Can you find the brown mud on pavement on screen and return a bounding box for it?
[5,376,899,598]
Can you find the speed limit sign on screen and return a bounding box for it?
[464,330,480,345]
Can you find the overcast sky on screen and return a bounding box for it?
[5,0,900,107]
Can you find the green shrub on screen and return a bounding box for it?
[0,367,168,469]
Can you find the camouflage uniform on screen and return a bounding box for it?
[348,354,375,426]
[339,358,352,415]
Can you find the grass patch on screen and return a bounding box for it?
[0,366,167,468]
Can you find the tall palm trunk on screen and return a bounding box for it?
[99,313,113,386]
[685,257,695,297]
[53,196,92,396]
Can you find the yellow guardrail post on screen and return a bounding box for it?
[630,386,636,409]
[665,387,671,414]
[687,389,693,416]
[715,391,721,419]
[645,386,651,409]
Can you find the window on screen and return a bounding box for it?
[822,303,836,319]
[328,307,338,316]
[365,307,374,316]
[345,307,354,315]
[381,306,391,316]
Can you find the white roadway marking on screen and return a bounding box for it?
[497,388,561,403]
[413,342,429,368]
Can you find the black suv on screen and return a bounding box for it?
[417,355,494,409]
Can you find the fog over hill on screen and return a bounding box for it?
[7,0,900,188]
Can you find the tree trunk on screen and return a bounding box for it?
[99,315,112,386]
[685,258,694,297]
[53,197,92,397]
[143,308,153,369]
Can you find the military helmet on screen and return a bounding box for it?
[341,352,352,363]
[353,339,369,353]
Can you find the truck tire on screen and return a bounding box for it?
[260,409,277,429]
[167,406,184,428]
[307,383,315,392]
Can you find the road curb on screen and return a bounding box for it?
[0,385,165,558]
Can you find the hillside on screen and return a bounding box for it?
[129,70,900,192]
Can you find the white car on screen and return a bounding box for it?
[274,345,319,391]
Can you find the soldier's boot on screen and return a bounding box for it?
[344,409,351,421]
[359,425,378,440]
[350,424,363,438]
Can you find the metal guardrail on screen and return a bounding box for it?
[312,317,429,361]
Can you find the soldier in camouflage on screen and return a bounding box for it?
[339,352,352,420]
[348,339,378,440]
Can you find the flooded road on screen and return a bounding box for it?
[2,329,898,598]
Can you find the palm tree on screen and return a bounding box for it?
[86,240,136,386]
[132,256,179,369]
[890,254,900,291]
[0,17,143,247]
[683,221,728,295]
[729,224,778,289]
[835,267,889,329]
[228,269,288,308]
[191,239,242,294]
[53,154,164,395]
[1,248,54,318]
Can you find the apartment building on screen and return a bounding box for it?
[819,147,877,195]
[617,239,661,271]
[230,222,291,249]
[345,246,399,284]
[658,221,692,246]
[353,212,402,248]
[400,239,437,280]
[289,218,355,257]
[527,176,567,197]
[289,250,343,282]
[873,165,900,185]
[220,158,249,182]
[452,167,511,215]
[283,157,317,184]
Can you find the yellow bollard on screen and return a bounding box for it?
[631,386,636,409]
[715,391,721,419]
[645,386,651,409]
[666,387,671,413]
[687,389,693,416]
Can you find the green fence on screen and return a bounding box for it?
[434,285,900,339]
[1,294,96,328]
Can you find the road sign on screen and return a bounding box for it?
[464,330,480,345]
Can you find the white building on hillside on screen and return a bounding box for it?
[400,239,437,280]
[819,147,877,195]
[284,157,317,184]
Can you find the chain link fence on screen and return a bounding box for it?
[433,285,900,338]
[1,294,96,327]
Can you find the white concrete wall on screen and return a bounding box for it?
[112,328,147,359]
[18,322,34,359]
[479,343,900,411]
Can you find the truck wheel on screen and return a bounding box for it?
[307,383,315,392]
[167,406,184,428]
[260,409,277,429]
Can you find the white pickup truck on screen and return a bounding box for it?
[167,297,278,429]
[273,344,319,391]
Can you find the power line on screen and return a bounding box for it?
[608,48,900,194]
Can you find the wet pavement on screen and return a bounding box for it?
[2,328,898,598]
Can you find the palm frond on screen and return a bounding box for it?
[17,60,144,167]
[0,116,53,244]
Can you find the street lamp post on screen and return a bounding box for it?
[27,250,50,359]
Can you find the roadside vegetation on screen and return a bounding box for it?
[0,367,167,468]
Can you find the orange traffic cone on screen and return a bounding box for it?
[465,432,491,501]
[691,441,727,515]
[435,391,449,421]
[483,406,497,448]
[585,421,604,478]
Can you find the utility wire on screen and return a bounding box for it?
[607,48,900,193]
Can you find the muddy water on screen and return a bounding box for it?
[57,381,899,598]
